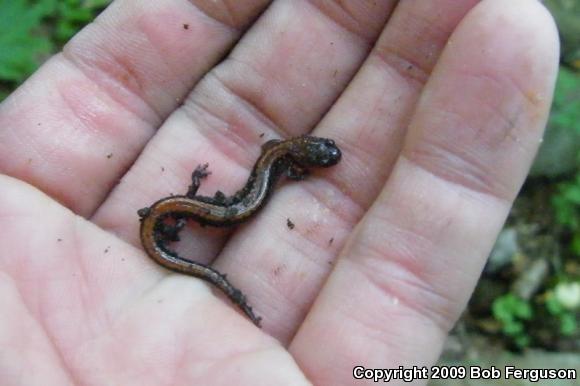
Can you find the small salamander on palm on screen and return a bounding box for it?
[138,135,341,327]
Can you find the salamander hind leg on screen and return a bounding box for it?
[186,163,211,198]
[157,218,187,242]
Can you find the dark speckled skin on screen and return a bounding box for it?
[138,135,342,327]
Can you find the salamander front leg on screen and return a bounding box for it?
[186,163,211,198]
[287,164,309,181]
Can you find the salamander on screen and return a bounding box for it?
[138,135,342,327]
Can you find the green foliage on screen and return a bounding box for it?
[498,68,580,349]
[50,0,111,44]
[549,67,580,131]
[546,284,578,336]
[492,294,533,349]
[550,68,580,255]
[553,172,580,255]
[0,0,54,82]
[546,295,577,336]
[490,282,579,350]
[0,0,110,100]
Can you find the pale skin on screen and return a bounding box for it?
[0,0,559,385]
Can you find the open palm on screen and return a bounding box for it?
[0,0,558,385]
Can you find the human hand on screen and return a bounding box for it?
[0,0,558,385]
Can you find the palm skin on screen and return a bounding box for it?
[0,0,558,385]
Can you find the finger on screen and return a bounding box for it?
[290,1,558,384]
[94,0,398,244]
[214,0,480,340]
[0,0,270,216]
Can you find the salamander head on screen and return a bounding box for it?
[289,136,342,167]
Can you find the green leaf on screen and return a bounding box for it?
[53,0,111,43]
[559,313,577,336]
[514,334,531,349]
[514,302,532,319]
[546,295,564,315]
[572,233,580,255]
[504,321,524,335]
[550,67,580,134]
[0,0,54,81]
